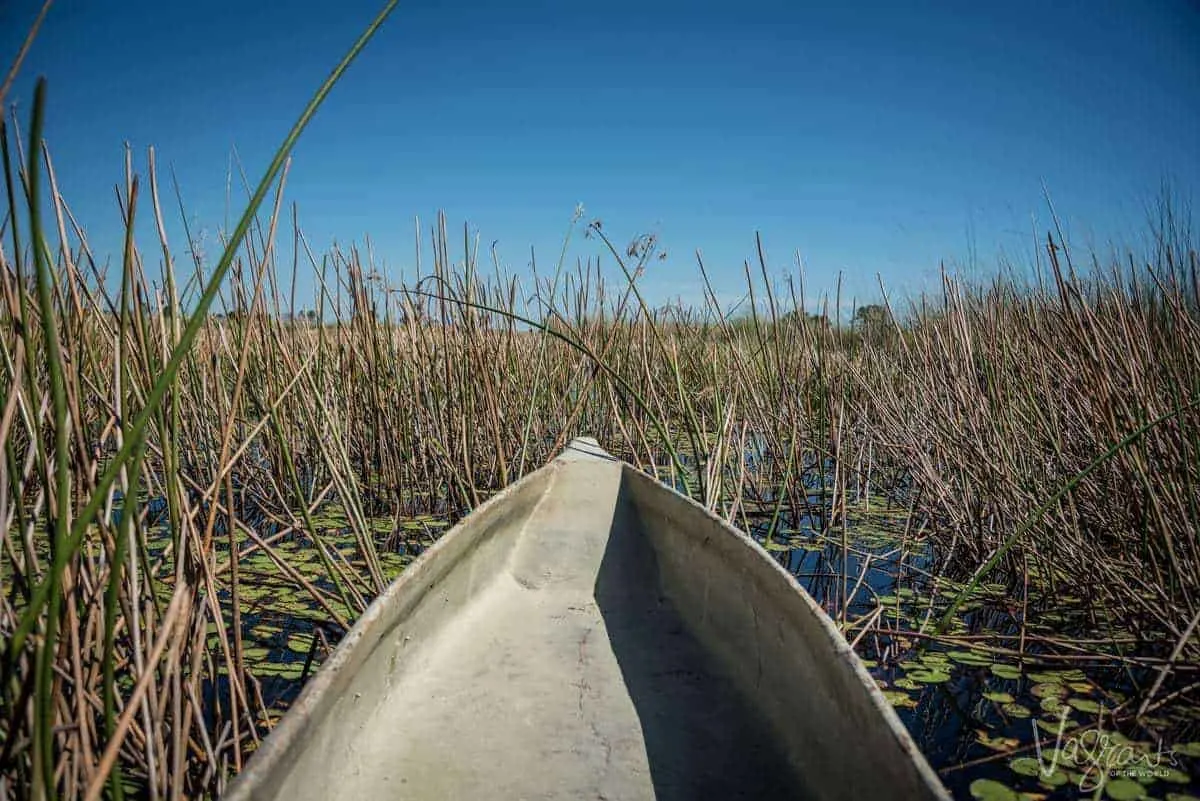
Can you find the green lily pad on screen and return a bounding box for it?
[984,691,1015,704]
[257,661,305,681]
[1031,682,1067,699]
[1009,757,1042,777]
[948,649,994,666]
[990,664,1022,680]
[1165,794,1200,801]
[1172,742,1200,757]
[1159,768,1190,784]
[1040,696,1068,714]
[907,668,951,684]
[894,677,921,690]
[1001,702,1032,718]
[1036,716,1069,735]
[1038,768,1069,787]
[882,690,917,708]
[1068,697,1103,714]
[969,778,1019,801]
[976,731,1020,751]
[1106,778,1147,800]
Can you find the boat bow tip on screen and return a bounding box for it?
[558,436,616,462]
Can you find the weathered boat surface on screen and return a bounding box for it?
[224,438,949,801]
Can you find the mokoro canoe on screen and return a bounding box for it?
[224,438,949,800]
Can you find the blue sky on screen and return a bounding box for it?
[3,0,1198,313]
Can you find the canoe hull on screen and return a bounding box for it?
[223,439,948,800]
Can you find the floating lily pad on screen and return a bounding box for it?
[1041,695,1071,714]
[1036,716,1068,735]
[894,677,921,690]
[976,730,1020,751]
[1105,777,1148,800]
[969,778,1019,801]
[1038,768,1069,787]
[882,690,917,708]
[1001,702,1032,718]
[907,668,951,684]
[257,661,305,681]
[990,664,1022,680]
[1159,767,1190,784]
[948,649,994,666]
[984,691,1015,704]
[1068,697,1103,714]
[1009,757,1042,777]
[1172,742,1200,757]
[1031,682,1067,699]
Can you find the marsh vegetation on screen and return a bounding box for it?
[2,8,1199,801]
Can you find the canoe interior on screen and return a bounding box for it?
[225,441,947,801]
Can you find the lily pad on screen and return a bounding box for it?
[907,668,952,684]
[1068,697,1103,714]
[1172,742,1200,757]
[882,690,917,708]
[1040,696,1068,714]
[1001,702,1032,718]
[257,661,305,681]
[1038,768,1069,787]
[1037,717,1068,735]
[984,691,1015,704]
[1009,757,1042,777]
[1159,767,1190,784]
[1031,682,1067,699]
[948,649,994,666]
[976,730,1020,751]
[969,778,1019,801]
[1106,778,1147,800]
[990,664,1022,680]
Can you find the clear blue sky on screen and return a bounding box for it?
[3,0,1198,312]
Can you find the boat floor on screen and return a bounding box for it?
[335,462,805,800]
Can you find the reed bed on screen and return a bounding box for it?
[2,41,1199,801]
